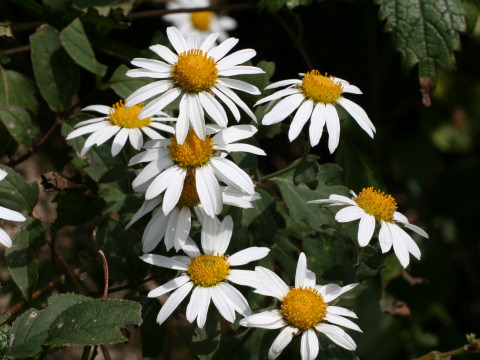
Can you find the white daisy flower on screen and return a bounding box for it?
[66,100,176,156]
[240,253,361,360]
[125,26,264,145]
[308,187,429,268]
[126,186,260,253]
[140,215,270,327]
[163,0,237,43]
[0,169,27,248]
[256,71,376,153]
[129,124,265,218]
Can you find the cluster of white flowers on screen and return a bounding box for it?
[55,3,430,358]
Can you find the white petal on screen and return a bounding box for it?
[309,103,326,146]
[316,323,356,351]
[166,26,188,54]
[181,236,201,258]
[218,66,264,77]
[325,103,340,154]
[142,209,168,252]
[126,69,171,79]
[138,88,182,119]
[265,79,302,90]
[176,94,189,144]
[337,97,375,137]
[186,286,202,324]
[200,32,219,52]
[0,169,6,181]
[66,122,109,140]
[128,128,144,150]
[211,87,241,121]
[148,275,190,297]
[172,206,192,251]
[390,223,411,267]
[82,104,111,114]
[74,117,107,128]
[187,93,206,141]
[342,84,362,94]
[209,157,254,194]
[141,126,162,139]
[139,253,188,270]
[215,84,257,121]
[194,287,212,328]
[300,329,319,360]
[378,220,393,253]
[262,94,305,126]
[304,270,316,288]
[324,313,362,332]
[131,58,171,72]
[149,44,178,64]
[327,306,358,319]
[201,214,220,254]
[217,49,256,69]
[132,157,173,189]
[217,78,260,95]
[255,266,289,301]
[213,124,257,144]
[335,206,364,223]
[392,223,422,261]
[211,285,236,323]
[255,87,302,106]
[0,228,13,248]
[295,252,307,289]
[208,37,238,61]
[196,165,222,217]
[239,310,286,329]
[162,169,186,215]
[186,34,199,50]
[358,214,376,247]
[198,92,228,127]
[125,80,172,107]
[156,281,194,325]
[0,206,26,222]
[217,282,251,317]
[227,269,262,288]
[228,247,270,266]
[111,128,129,156]
[128,148,161,165]
[145,166,185,201]
[268,326,297,360]
[215,215,233,255]
[215,143,266,156]
[288,100,314,141]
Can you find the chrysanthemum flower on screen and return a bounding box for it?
[66,100,175,157]
[125,26,264,144]
[240,253,361,360]
[308,187,429,268]
[256,71,376,153]
[0,169,26,248]
[163,0,237,43]
[126,186,260,252]
[129,124,265,218]
[140,215,270,327]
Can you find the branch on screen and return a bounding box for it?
[98,250,109,299]
[130,3,252,20]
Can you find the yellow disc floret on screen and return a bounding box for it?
[177,171,200,207]
[169,128,214,169]
[172,49,218,92]
[108,100,152,128]
[281,287,327,330]
[191,11,212,31]
[188,253,230,287]
[301,70,343,104]
[355,187,398,222]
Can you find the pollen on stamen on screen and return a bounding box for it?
[188,253,230,287]
[355,187,398,222]
[172,49,218,93]
[281,287,327,331]
[301,70,344,104]
[191,11,212,31]
[108,100,152,128]
[169,128,214,169]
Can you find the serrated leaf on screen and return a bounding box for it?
[0,165,39,213]
[377,0,466,81]
[109,64,151,99]
[0,104,39,147]
[30,24,80,113]
[7,294,89,359]
[5,219,46,301]
[60,18,107,77]
[0,65,39,114]
[46,298,142,346]
[95,217,149,282]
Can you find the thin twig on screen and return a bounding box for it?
[2,45,31,55]
[130,3,252,20]
[100,345,113,360]
[259,142,311,182]
[47,240,85,295]
[98,250,109,299]
[412,346,470,360]
[81,346,92,360]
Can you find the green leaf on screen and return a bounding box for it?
[191,315,221,360]
[140,297,165,358]
[52,190,105,230]
[0,65,39,114]
[0,21,14,40]
[293,155,320,189]
[376,0,466,81]
[0,165,39,213]
[7,294,89,359]
[30,24,80,113]
[0,323,10,356]
[60,18,107,77]
[109,64,151,99]
[5,219,46,301]
[46,298,142,345]
[95,217,149,282]
[0,104,39,147]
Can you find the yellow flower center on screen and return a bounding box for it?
[355,187,398,222]
[177,171,200,207]
[172,49,218,92]
[281,287,327,331]
[301,70,343,104]
[108,100,152,128]
[191,11,212,31]
[169,128,214,169]
[188,253,230,287]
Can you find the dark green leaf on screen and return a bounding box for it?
[7,294,89,358]
[46,298,142,345]
[0,323,9,356]
[0,104,39,147]
[60,18,107,77]
[0,165,39,213]
[140,297,165,358]
[376,0,466,80]
[30,24,80,112]
[0,65,39,114]
[293,155,320,189]
[52,190,105,230]
[5,219,46,300]
[95,217,149,282]
[109,64,151,99]
[191,314,220,360]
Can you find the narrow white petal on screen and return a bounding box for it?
[218,66,264,77]
[110,128,128,156]
[82,104,111,114]
[148,275,190,297]
[403,221,429,238]
[128,128,144,150]
[214,215,233,255]
[74,117,107,128]
[217,78,260,95]
[228,247,270,266]
[324,313,362,332]
[215,84,257,121]
[126,69,171,79]
[208,37,238,61]
[337,97,375,137]
[156,282,194,325]
[209,157,254,194]
[213,124,257,144]
[180,235,201,258]
[358,214,376,247]
[325,103,340,154]
[288,100,314,141]
[255,87,301,106]
[132,157,173,189]
[316,323,356,351]
[126,197,161,228]
[268,326,297,359]
[211,285,236,323]
[186,286,202,324]
[187,93,206,141]
[392,211,409,224]
[142,209,168,252]
[239,310,286,329]
[176,94,189,145]
[145,166,185,201]
[0,206,26,222]
[125,80,172,107]
[139,88,182,119]
[389,223,411,267]
[140,253,188,270]
[200,32,219,52]
[300,329,319,360]
[211,87,241,121]
[327,306,358,319]
[149,44,178,64]
[215,143,266,156]
[342,84,362,94]
[309,103,326,146]
[196,165,222,217]
[262,94,305,126]
[166,26,188,54]
[165,209,180,251]
[131,58,171,72]
[255,266,289,301]
[295,252,307,289]
[173,206,192,251]
[335,206,364,223]
[378,221,393,253]
[141,126,162,140]
[304,270,316,288]
[129,148,161,165]
[393,223,422,261]
[186,34,199,50]
[162,169,186,215]
[195,287,212,328]
[227,269,262,288]
[265,79,302,90]
[198,92,228,127]
[66,122,109,140]
[0,228,12,248]
[217,282,251,317]
[217,49,256,69]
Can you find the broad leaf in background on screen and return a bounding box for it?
[376,0,466,84]
[109,64,151,99]
[60,18,108,77]
[5,219,46,301]
[46,298,142,345]
[30,25,80,113]
[0,105,39,148]
[0,65,39,114]
[0,165,39,213]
